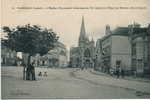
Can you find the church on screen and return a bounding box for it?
[70,17,95,68]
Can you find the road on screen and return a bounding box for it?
[1,67,150,99]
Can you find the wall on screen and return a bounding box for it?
[111,35,131,71]
[59,55,67,67]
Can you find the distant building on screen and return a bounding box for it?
[1,42,17,66]
[29,41,68,68]
[21,53,28,65]
[70,47,80,68]
[70,16,95,68]
[129,23,150,76]
[95,39,103,71]
[45,42,68,68]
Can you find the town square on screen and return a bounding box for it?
[1,0,150,99]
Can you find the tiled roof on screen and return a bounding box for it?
[112,27,129,36]
[132,28,147,34]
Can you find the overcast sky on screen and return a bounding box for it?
[1,0,150,50]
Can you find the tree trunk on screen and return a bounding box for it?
[26,54,32,80]
[23,66,26,80]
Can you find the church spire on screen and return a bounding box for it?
[79,16,87,46]
[79,16,86,40]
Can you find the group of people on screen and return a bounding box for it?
[23,62,36,80]
[23,61,49,80]
[38,71,48,77]
[115,67,125,78]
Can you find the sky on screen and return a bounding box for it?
[1,0,150,51]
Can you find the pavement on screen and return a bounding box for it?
[74,69,150,96]
[1,67,150,99]
[90,69,150,83]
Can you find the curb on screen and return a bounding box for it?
[90,70,150,83]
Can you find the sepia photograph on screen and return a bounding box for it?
[1,0,150,99]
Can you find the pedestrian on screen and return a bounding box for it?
[110,69,114,76]
[30,62,36,80]
[121,68,125,78]
[38,72,42,76]
[22,62,27,80]
[26,65,31,80]
[44,72,48,77]
[134,70,137,78]
[116,67,120,78]
[81,66,84,70]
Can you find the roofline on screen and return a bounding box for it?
[100,33,129,41]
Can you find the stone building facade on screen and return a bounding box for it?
[33,42,68,67]
[70,17,95,68]
[27,41,68,68]
[95,25,132,74]
[129,23,150,76]
[95,23,150,76]
[41,42,68,68]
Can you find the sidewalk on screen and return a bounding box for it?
[74,69,150,96]
[90,70,150,83]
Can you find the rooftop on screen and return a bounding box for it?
[112,27,129,36]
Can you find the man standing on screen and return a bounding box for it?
[30,62,36,80]
[27,62,36,80]
[121,68,125,78]
[116,67,120,78]
[121,64,125,78]
[22,61,27,80]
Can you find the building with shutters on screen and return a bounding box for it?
[22,41,68,68]
[95,25,132,74]
[129,23,150,76]
[95,23,150,76]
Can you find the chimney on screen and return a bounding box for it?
[105,25,111,35]
[148,23,150,28]
[133,22,141,28]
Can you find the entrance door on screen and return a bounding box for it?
[136,59,143,75]
[85,59,90,69]
[84,48,91,69]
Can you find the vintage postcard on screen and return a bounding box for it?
[1,0,150,99]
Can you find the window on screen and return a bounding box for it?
[148,43,150,55]
[11,53,14,58]
[132,59,136,71]
[84,49,91,57]
[60,50,66,56]
[148,42,150,60]
[7,53,10,58]
[102,46,111,55]
[132,43,136,56]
